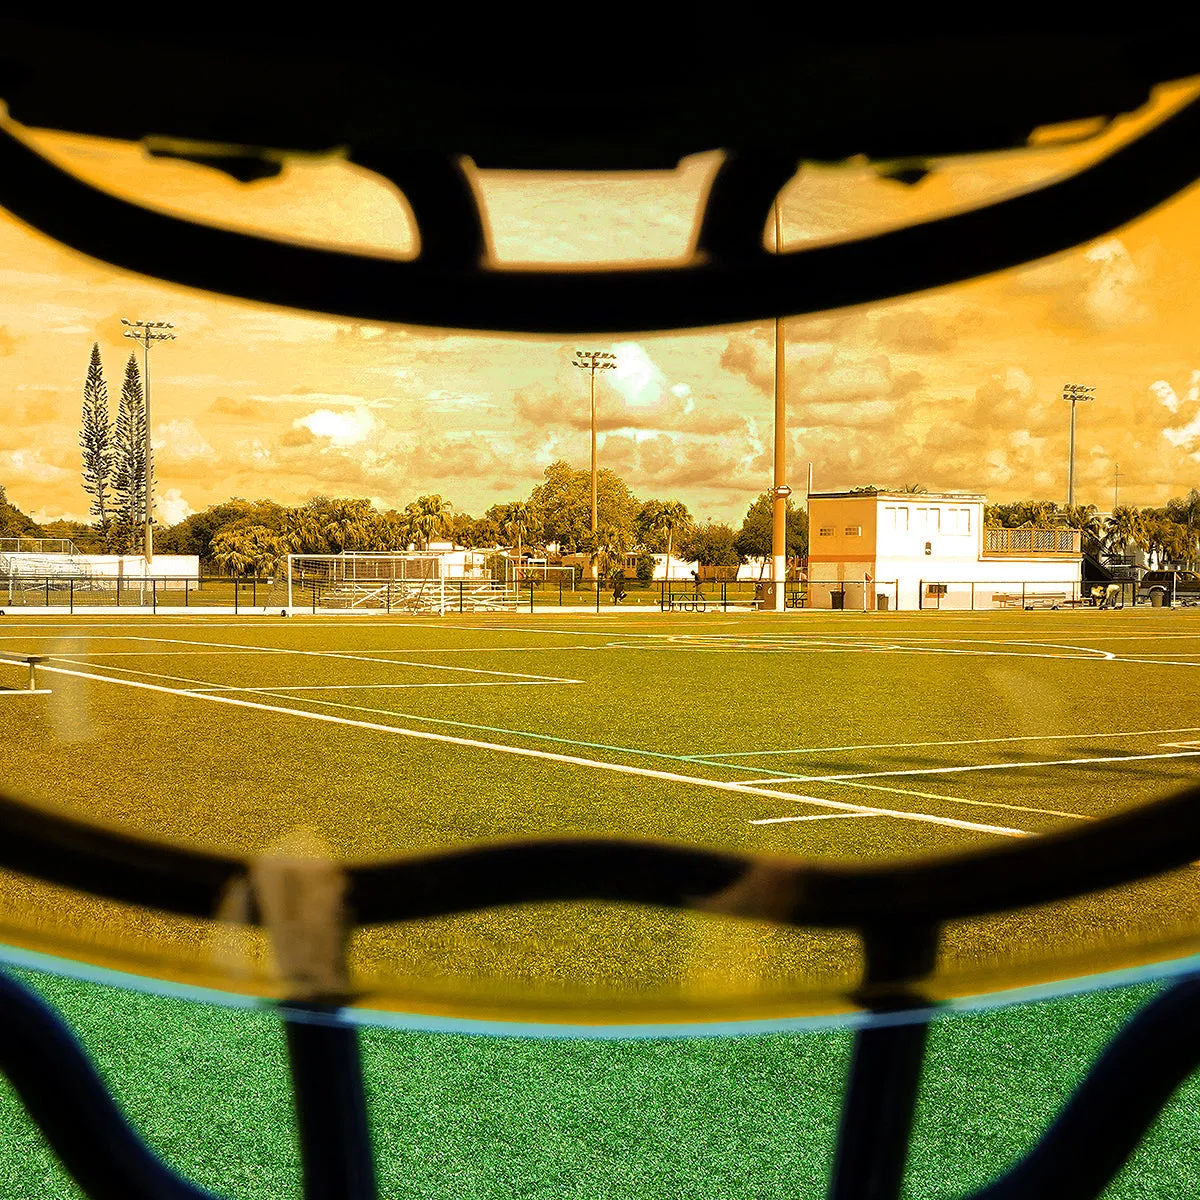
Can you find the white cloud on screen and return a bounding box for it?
[610,342,667,411]
[157,488,193,524]
[0,448,70,483]
[154,419,213,461]
[294,408,377,446]
[1155,371,1200,454]
[1152,370,1200,417]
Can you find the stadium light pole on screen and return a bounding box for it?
[572,350,617,535]
[771,198,789,612]
[121,319,177,563]
[1063,382,1095,510]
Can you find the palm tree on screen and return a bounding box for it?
[500,502,532,581]
[1065,504,1104,555]
[209,527,256,577]
[655,500,691,585]
[1166,488,1200,569]
[593,524,628,589]
[1015,500,1056,529]
[1144,513,1189,569]
[405,495,452,551]
[1105,505,1146,561]
[378,509,415,551]
[900,483,928,494]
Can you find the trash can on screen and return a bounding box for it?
[876,594,889,612]
[1150,591,1164,608]
[831,591,845,610]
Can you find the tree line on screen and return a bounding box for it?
[143,463,809,582]
[7,342,1197,578]
[983,494,1200,570]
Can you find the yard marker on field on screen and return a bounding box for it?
[36,662,1031,839]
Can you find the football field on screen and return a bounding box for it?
[1,608,1198,1197]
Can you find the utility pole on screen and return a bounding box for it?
[1113,462,1122,511]
[121,319,177,562]
[770,197,790,612]
[572,350,616,535]
[1062,383,1094,510]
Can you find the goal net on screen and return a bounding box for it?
[270,553,518,614]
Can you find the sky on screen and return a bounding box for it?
[3,81,1200,528]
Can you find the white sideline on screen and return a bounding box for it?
[734,748,1200,785]
[695,726,1200,760]
[35,662,1030,839]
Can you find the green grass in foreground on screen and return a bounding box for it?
[0,969,1197,1199]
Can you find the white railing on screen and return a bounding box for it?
[983,528,1081,555]
[0,555,93,578]
[0,537,81,555]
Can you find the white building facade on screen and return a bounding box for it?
[808,491,1083,611]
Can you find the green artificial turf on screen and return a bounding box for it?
[1,968,1198,1198]
[0,610,1198,1195]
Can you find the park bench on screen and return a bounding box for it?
[994,591,1068,610]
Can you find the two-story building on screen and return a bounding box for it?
[807,490,1083,610]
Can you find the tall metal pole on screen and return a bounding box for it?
[1068,400,1077,508]
[572,350,616,543]
[142,337,151,560]
[590,367,598,534]
[771,198,789,612]
[1114,462,1122,511]
[1062,383,1094,510]
[122,319,177,564]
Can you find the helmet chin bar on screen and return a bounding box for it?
[2,92,1200,334]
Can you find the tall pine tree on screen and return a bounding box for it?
[78,343,112,538]
[112,354,152,554]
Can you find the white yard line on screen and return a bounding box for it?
[750,813,876,826]
[120,634,579,683]
[35,662,1030,839]
[800,779,1090,821]
[50,657,237,691]
[192,681,574,692]
[0,645,600,657]
[737,749,1200,785]
[693,726,1200,760]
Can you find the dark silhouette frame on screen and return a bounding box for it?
[1,29,1199,1197]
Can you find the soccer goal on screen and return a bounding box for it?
[272,553,519,615]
